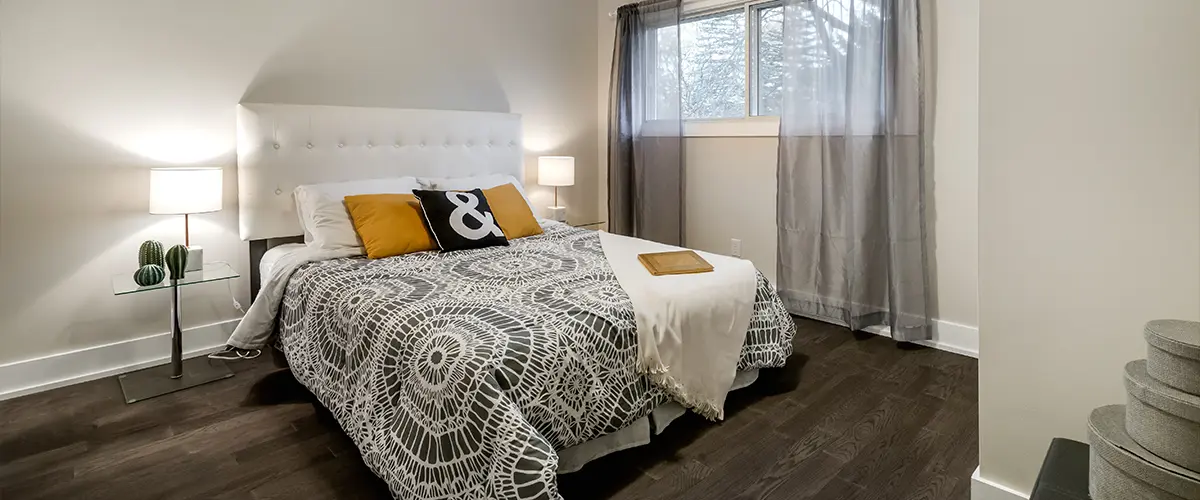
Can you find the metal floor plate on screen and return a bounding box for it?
[118,357,234,404]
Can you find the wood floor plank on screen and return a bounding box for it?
[892,416,980,500]
[748,394,918,500]
[0,318,978,499]
[851,427,945,500]
[683,379,892,500]
[831,395,945,489]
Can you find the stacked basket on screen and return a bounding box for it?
[1089,320,1200,499]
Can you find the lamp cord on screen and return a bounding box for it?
[207,260,245,314]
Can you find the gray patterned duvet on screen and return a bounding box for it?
[277,222,795,499]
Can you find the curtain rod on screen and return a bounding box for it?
[608,0,759,18]
[608,0,684,18]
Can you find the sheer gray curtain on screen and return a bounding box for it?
[609,0,684,245]
[776,0,931,341]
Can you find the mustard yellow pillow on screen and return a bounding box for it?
[343,194,437,259]
[483,183,543,240]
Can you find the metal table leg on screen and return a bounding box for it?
[118,281,233,404]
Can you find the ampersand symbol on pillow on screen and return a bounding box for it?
[446,191,504,240]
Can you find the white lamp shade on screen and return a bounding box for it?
[149,167,223,215]
[537,156,575,187]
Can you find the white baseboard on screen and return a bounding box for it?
[864,319,979,358]
[0,319,241,401]
[971,467,1030,500]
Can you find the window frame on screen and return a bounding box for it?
[677,0,784,136]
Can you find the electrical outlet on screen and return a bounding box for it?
[730,238,742,257]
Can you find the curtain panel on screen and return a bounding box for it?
[776,0,932,341]
[608,0,685,246]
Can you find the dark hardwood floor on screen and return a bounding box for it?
[0,318,978,500]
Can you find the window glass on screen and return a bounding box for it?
[679,9,746,120]
[756,5,784,116]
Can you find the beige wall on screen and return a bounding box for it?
[927,0,979,327]
[597,0,622,222]
[0,0,599,365]
[684,138,780,282]
[977,0,1200,494]
[597,0,980,327]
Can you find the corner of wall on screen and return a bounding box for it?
[970,467,1031,500]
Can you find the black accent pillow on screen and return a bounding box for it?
[413,189,510,252]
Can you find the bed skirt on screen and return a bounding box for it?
[555,370,760,474]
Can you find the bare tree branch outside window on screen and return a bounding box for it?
[679,10,746,119]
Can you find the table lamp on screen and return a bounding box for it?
[538,156,575,222]
[150,167,222,271]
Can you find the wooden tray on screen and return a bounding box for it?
[637,250,713,276]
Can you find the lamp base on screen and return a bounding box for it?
[546,206,567,222]
[185,246,204,272]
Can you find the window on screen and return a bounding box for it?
[653,1,784,121]
[680,9,746,119]
[640,0,899,135]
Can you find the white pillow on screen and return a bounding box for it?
[293,177,421,251]
[420,174,533,209]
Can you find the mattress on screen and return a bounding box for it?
[276,222,796,499]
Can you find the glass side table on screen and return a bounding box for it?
[111,262,240,403]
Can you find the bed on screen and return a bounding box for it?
[234,104,796,499]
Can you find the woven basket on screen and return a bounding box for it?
[1145,320,1200,395]
[1088,405,1200,500]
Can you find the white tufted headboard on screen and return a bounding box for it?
[236,103,523,241]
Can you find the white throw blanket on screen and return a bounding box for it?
[226,246,360,350]
[598,232,758,421]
